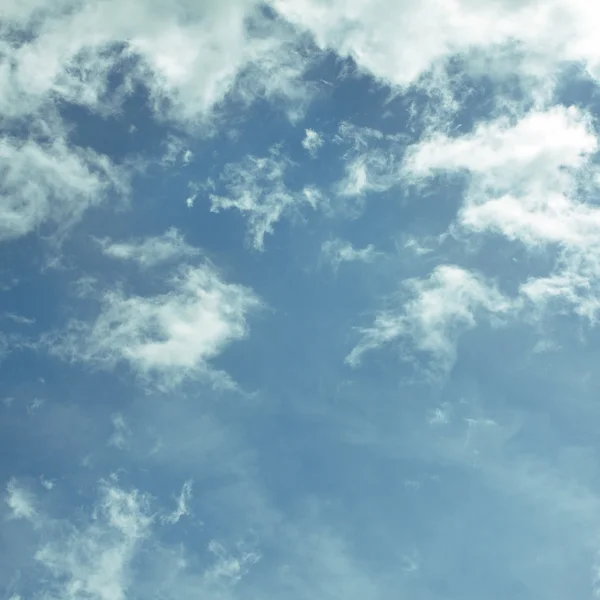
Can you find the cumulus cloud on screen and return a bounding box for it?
[1,0,315,123]
[404,105,600,323]
[270,0,600,97]
[98,228,201,269]
[347,265,512,373]
[321,239,380,270]
[404,106,597,244]
[47,264,260,387]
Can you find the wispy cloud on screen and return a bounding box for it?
[4,476,263,600]
[210,146,315,250]
[321,238,380,270]
[0,135,127,242]
[0,0,320,248]
[334,122,405,199]
[347,265,513,373]
[108,413,131,450]
[98,228,201,269]
[5,479,37,523]
[162,480,193,525]
[46,264,260,388]
[34,481,153,600]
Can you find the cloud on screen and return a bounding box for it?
[160,137,193,167]
[210,147,315,251]
[0,0,320,246]
[108,413,130,450]
[162,480,193,525]
[98,228,201,269]
[270,0,600,97]
[404,106,597,244]
[5,479,37,522]
[3,313,36,326]
[321,239,380,270]
[0,135,126,242]
[404,105,600,324]
[204,540,260,586]
[47,264,260,387]
[347,265,512,373]
[1,0,317,125]
[34,481,153,600]
[4,477,263,600]
[334,122,405,199]
[301,128,324,157]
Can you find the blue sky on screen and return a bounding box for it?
[3,1,600,598]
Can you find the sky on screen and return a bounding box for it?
[3,1,600,598]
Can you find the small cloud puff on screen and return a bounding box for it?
[301,128,324,157]
[5,478,37,522]
[321,238,381,270]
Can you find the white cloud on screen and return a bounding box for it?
[108,413,130,450]
[301,128,324,157]
[5,478,261,600]
[210,147,314,251]
[162,480,193,525]
[347,265,512,373]
[0,135,126,242]
[160,137,191,167]
[1,0,316,124]
[99,228,201,269]
[5,479,37,522]
[4,313,36,326]
[404,105,600,324]
[40,477,55,491]
[404,106,597,245]
[0,0,319,245]
[47,264,260,387]
[321,239,380,269]
[33,481,152,600]
[334,122,405,198]
[204,540,260,586]
[270,0,600,96]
